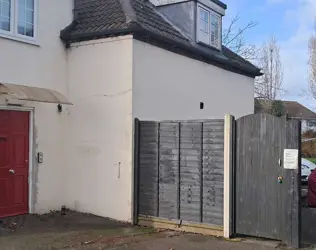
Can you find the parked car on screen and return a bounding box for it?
[302,158,316,184]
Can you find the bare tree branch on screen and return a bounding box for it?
[224,21,258,48]
[223,16,285,99]
[222,15,239,45]
[222,15,259,61]
[255,36,284,100]
[308,28,316,100]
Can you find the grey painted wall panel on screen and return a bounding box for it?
[159,1,196,41]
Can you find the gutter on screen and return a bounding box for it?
[60,25,262,78]
[291,117,316,120]
[60,26,138,43]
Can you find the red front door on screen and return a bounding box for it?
[0,110,29,218]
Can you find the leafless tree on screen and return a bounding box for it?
[308,29,316,100]
[223,17,285,100]
[255,36,284,100]
[222,15,260,61]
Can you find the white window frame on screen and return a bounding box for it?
[0,0,13,33]
[0,0,38,45]
[210,12,220,48]
[197,5,210,45]
[196,3,221,50]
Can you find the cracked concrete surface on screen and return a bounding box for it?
[0,211,314,250]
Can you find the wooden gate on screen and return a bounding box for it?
[234,114,301,248]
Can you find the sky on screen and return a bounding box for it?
[222,0,316,109]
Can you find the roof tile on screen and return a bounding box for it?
[61,0,261,77]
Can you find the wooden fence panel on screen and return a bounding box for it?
[159,122,180,220]
[137,119,225,228]
[138,121,159,217]
[180,122,203,223]
[203,120,225,226]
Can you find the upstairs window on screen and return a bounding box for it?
[199,8,209,35]
[197,4,221,49]
[0,0,37,42]
[18,0,35,37]
[211,14,220,47]
[0,0,11,31]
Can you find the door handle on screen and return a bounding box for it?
[9,169,15,174]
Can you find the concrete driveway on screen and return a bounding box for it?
[0,211,312,250]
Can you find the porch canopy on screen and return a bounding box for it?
[0,82,72,105]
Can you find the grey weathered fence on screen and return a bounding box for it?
[134,119,225,229]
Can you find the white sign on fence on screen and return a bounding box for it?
[283,149,299,170]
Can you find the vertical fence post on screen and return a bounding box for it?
[297,120,302,248]
[177,122,181,220]
[132,118,140,225]
[157,123,160,217]
[290,120,302,248]
[200,121,204,223]
[224,114,234,238]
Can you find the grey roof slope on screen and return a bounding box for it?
[255,99,316,119]
[60,0,261,77]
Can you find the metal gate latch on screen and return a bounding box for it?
[278,176,283,184]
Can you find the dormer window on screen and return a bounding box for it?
[197,3,221,50]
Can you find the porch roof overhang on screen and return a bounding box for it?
[0,83,72,105]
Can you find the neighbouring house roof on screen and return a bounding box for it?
[60,0,262,78]
[255,99,316,120]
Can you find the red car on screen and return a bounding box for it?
[308,169,316,207]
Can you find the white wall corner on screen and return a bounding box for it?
[223,114,233,238]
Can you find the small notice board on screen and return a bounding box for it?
[283,149,299,170]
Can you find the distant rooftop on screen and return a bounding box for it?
[255,99,316,119]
